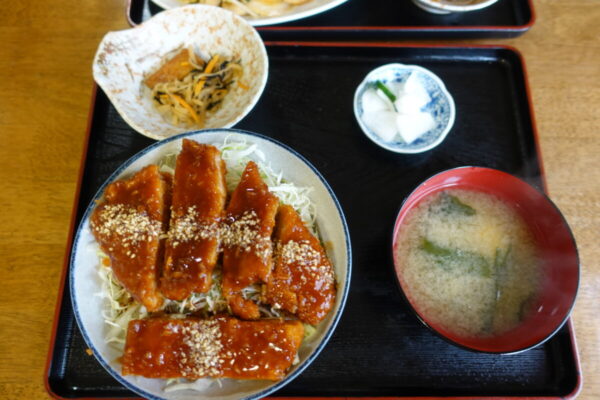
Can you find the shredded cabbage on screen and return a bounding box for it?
[96,254,148,352]
[216,136,317,233]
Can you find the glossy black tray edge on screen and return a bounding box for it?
[126,0,535,39]
[45,43,581,400]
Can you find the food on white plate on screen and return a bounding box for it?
[145,49,245,127]
[361,73,436,144]
[90,138,336,390]
[90,165,171,312]
[181,0,312,18]
[394,189,540,338]
[161,140,227,300]
[122,316,304,380]
[222,161,279,320]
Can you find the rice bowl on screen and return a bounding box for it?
[70,129,351,400]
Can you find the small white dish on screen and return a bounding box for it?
[150,0,349,26]
[70,129,351,400]
[353,63,455,154]
[412,0,500,14]
[93,5,268,140]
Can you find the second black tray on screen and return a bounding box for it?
[46,44,579,399]
[128,0,535,39]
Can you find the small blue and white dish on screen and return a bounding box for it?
[353,63,456,154]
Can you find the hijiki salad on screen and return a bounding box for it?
[146,48,245,128]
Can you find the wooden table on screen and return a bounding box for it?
[0,0,598,398]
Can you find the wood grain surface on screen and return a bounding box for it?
[0,0,598,399]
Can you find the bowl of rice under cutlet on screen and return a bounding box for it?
[70,129,351,400]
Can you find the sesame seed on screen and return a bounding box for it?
[274,240,335,286]
[178,320,223,377]
[168,206,220,245]
[91,204,162,247]
[221,210,272,260]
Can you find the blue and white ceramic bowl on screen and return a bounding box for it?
[353,63,455,154]
[70,129,351,400]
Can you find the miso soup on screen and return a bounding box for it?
[395,189,540,337]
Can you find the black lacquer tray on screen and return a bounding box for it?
[46,44,580,399]
[127,0,535,39]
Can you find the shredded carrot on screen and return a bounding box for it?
[180,62,190,67]
[170,94,200,124]
[194,55,220,95]
[238,81,249,90]
[85,348,93,356]
[205,55,220,74]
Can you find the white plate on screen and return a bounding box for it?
[93,6,268,140]
[149,0,349,26]
[70,129,351,400]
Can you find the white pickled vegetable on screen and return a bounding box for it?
[363,110,399,142]
[396,112,436,144]
[360,72,436,145]
[361,89,390,114]
[394,95,422,115]
[398,72,431,109]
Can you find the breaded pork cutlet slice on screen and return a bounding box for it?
[265,205,336,326]
[122,316,304,381]
[161,140,227,301]
[90,165,171,312]
[144,49,202,89]
[222,161,279,320]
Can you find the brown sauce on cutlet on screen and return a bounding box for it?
[161,140,227,300]
[122,316,303,381]
[222,161,279,320]
[90,165,170,312]
[265,204,336,325]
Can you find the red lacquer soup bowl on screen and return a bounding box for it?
[392,167,579,354]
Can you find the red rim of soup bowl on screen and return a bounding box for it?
[392,167,579,354]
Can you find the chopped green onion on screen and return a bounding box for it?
[438,193,476,216]
[448,195,476,215]
[485,245,512,333]
[375,80,397,103]
[420,237,492,277]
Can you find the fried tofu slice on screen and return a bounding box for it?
[144,49,202,89]
[161,140,227,301]
[222,161,279,320]
[265,205,336,325]
[122,316,304,381]
[90,165,171,312]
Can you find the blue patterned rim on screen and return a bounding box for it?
[69,128,352,400]
[353,63,456,154]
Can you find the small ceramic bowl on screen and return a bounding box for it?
[150,0,349,27]
[412,0,500,14]
[353,63,455,154]
[392,167,579,354]
[93,5,268,140]
[70,129,351,400]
